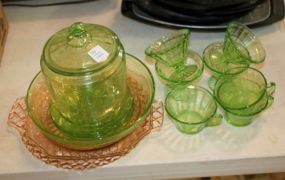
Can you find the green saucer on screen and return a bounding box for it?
[203,42,249,89]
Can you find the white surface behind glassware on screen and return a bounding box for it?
[1,0,285,179]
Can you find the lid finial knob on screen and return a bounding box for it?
[67,22,90,47]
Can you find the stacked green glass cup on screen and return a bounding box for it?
[214,67,275,126]
[203,21,276,126]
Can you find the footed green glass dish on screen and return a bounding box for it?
[26,53,155,150]
[145,29,203,86]
[203,22,265,89]
[155,49,204,86]
[203,42,249,77]
[203,42,249,90]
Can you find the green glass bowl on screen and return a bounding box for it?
[155,49,204,86]
[26,53,155,150]
[165,85,222,134]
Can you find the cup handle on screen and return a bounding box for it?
[265,82,276,109]
[206,114,223,127]
[208,76,218,91]
[266,82,276,96]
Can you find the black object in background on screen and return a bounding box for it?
[122,0,285,29]
[2,0,97,7]
[153,0,263,16]
[134,0,249,24]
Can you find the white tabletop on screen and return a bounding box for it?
[1,1,285,179]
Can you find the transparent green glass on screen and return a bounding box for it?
[224,95,274,126]
[40,22,133,138]
[203,42,249,90]
[165,85,222,134]
[223,21,266,64]
[145,29,203,86]
[213,67,276,126]
[26,53,155,150]
[145,29,190,67]
[155,49,204,86]
[203,22,265,89]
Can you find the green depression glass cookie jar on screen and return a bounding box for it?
[40,22,134,138]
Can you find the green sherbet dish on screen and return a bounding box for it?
[155,49,204,85]
[145,29,203,86]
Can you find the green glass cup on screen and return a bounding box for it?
[223,21,266,64]
[145,29,204,86]
[165,85,222,134]
[213,67,276,126]
[203,42,249,90]
[224,95,274,126]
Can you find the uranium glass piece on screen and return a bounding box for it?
[224,111,256,127]
[223,21,266,64]
[43,22,119,74]
[26,53,155,150]
[214,67,275,110]
[203,42,249,77]
[224,81,275,117]
[155,49,204,86]
[40,22,133,138]
[165,85,222,134]
[145,29,204,86]
[224,94,274,126]
[203,42,249,90]
[145,29,190,67]
[213,67,276,126]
